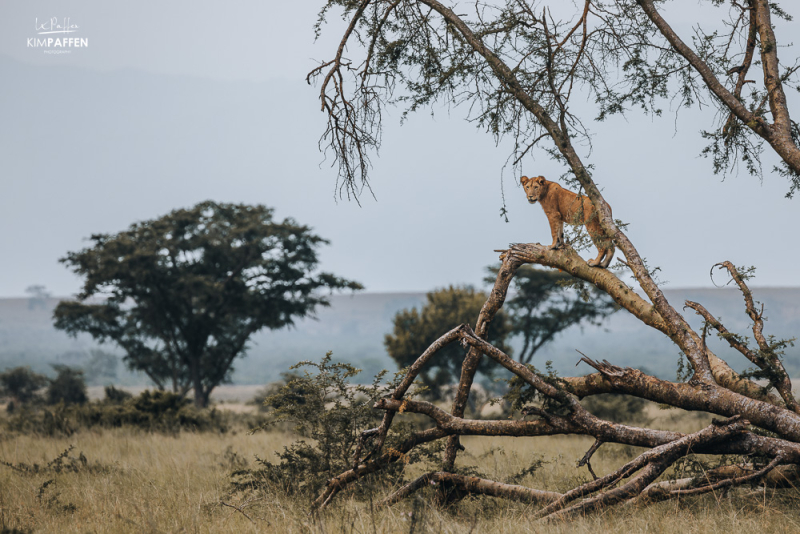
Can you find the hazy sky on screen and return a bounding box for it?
[1,1,798,298]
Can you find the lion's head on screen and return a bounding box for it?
[520,175,547,204]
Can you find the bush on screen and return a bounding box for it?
[231,353,431,499]
[46,366,87,406]
[3,390,228,436]
[103,385,132,403]
[73,390,227,433]
[0,367,48,407]
[248,372,304,412]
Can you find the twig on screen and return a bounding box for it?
[220,500,255,524]
[578,439,603,480]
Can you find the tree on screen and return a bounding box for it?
[385,285,512,399]
[486,265,618,365]
[303,0,800,516]
[54,201,362,408]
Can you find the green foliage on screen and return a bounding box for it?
[3,390,227,436]
[103,385,132,403]
[311,1,800,198]
[249,371,305,412]
[53,201,362,408]
[503,361,570,416]
[384,286,512,400]
[231,353,425,499]
[45,365,87,406]
[486,265,618,365]
[0,367,47,407]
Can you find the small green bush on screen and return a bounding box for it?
[231,353,431,500]
[0,367,48,407]
[103,385,132,403]
[73,390,227,433]
[46,366,87,406]
[3,390,227,435]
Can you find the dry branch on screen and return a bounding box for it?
[381,472,561,507]
[538,416,748,520]
[505,242,783,405]
[442,251,522,471]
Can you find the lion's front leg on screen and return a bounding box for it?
[547,218,564,250]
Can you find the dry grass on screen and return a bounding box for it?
[1,409,799,533]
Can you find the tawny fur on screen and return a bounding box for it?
[520,175,615,268]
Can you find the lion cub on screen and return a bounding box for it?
[520,175,615,268]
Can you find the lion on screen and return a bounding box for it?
[520,175,615,268]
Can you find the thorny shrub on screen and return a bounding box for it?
[230,353,441,500]
[1,445,110,476]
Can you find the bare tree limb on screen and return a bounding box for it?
[380,472,561,507]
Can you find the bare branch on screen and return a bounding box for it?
[381,471,561,507]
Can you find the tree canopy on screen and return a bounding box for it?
[384,285,512,399]
[486,265,618,365]
[54,201,362,407]
[310,0,800,199]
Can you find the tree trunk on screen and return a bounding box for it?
[191,362,206,408]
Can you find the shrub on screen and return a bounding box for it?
[3,390,228,435]
[0,367,48,407]
[231,353,430,499]
[46,365,87,406]
[103,385,132,403]
[72,390,227,433]
[249,371,304,412]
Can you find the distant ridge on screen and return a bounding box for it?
[0,288,798,384]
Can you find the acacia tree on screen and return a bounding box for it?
[54,201,361,408]
[303,0,800,516]
[385,285,512,399]
[486,264,617,365]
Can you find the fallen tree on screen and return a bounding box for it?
[305,0,800,516]
[311,247,800,517]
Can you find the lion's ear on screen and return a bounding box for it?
[520,176,529,185]
[536,176,546,184]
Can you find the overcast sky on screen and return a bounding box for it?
[1,1,798,298]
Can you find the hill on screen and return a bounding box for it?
[0,288,798,385]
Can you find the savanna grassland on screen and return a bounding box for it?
[2,402,800,534]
